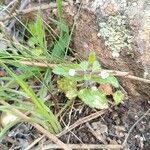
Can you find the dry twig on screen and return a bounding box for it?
[19,60,150,84]
[41,143,123,149]
[25,135,45,150]
[57,109,107,137]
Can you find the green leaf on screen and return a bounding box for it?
[105,75,119,87]
[49,18,69,33]
[113,90,123,105]
[56,0,63,22]
[88,52,96,65]
[32,47,44,56]
[52,64,86,81]
[35,14,45,47]
[91,75,119,87]
[28,37,37,48]
[57,78,78,100]
[92,61,101,72]
[70,75,85,81]
[78,88,108,109]
[52,64,80,77]
[28,14,45,49]
[51,33,69,58]
[79,61,88,71]
[39,69,52,100]
[66,90,78,100]
[50,17,70,58]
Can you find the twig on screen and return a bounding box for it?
[25,135,45,150]
[0,100,71,150]
[0,2,68,22]
[7,0,30,31]
[57,109,107,137]
[123,108,150,146]
[19,60,150,84]
[0,0,17,15]
[42,143,123,149]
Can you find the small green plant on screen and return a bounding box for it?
[27,12,70,58]
[0,0,70,139]
[53,52,123,109]
[98,14,133,57]
[27,14,46,56]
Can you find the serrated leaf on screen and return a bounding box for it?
[66,90,78,100]
[113,90,123,105]
[57,78,78,100]
[88,52,96,65]
[78,88,108,109]
[92,75,119,88]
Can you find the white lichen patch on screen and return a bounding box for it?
[98,14,133,56]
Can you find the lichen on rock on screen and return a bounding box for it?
[97,14,133,57]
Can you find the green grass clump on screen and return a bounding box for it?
[0,0,70,138]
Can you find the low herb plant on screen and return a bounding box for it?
[53,52,123,109]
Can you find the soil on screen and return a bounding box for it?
[0,1,150,150]
[59,99,150,150]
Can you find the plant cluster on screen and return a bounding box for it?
[53,52,123,109]
[0,0,69,137]
[97,14,133,57]
[0,1,124,141]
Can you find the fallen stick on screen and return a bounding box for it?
[19,60,150,84]
[25,135,45,150]
[24,109,107,150]
[42,143,123,149]
[57,109,107,137]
